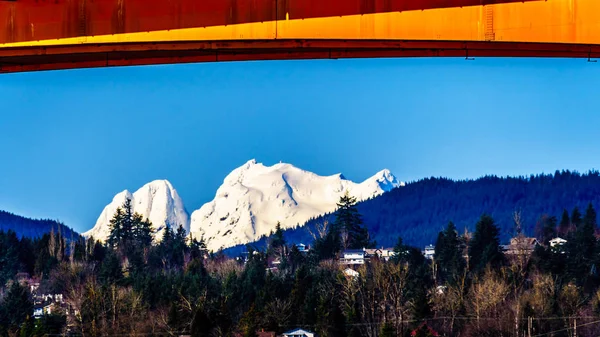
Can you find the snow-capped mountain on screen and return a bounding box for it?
[83,180,189,242]
[190,159,402,251]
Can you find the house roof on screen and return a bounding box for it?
[550,237,567,242]
[283,328,314,335]
[343,249,365,254]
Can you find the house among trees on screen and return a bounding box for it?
[549,237,567,248]
[294,243,309,253]
[422,244,435,260]
[502,237,540,256]
[33,303,55,318]
[282,328,316,337]
[364,247,395,261]
[340,249,367,265]
[343,268,360,278]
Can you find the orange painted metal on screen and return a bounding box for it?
[2,0,600,73]
[0,0,539,44]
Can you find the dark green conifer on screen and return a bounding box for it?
[468,214,504,273]
[334,192,372,249]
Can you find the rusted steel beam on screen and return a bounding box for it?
[2,39,599,74]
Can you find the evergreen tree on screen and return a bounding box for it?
[584,203,597,229]
[558,209,571,236]
[171,224,189,267]
[190,235,207,260]
[311,222,342,261]
[539,215,558,245]
[391,237,408,264]
[1,281,33,332]
[567,203,598,283]
[239,305,258,337]
[0,230,21,285]
[434,222,465,282]
[107,198,143,252]
[99,250,123,284]
[132,213,153,249]
[269,222,286,252]
[334,192,372,249]
[571,207,582,229]
[469,214,505,273]
[107,207,126,249]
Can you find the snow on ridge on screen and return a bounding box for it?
[82,161,402,251]
[190,160,402,251]
[83,179,189,242]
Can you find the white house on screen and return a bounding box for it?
[283,328,316,337]
[295,243,309,253]
[33,303,54,318]
[550,237,567,248]
[340,249,366,265]
[344,268,360,278]
[423,245,435,260]
[365,248,395,261]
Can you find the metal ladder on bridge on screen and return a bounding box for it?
[484,6,495,41]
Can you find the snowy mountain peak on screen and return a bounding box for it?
[83,179,189,242]
[190,160,403,251]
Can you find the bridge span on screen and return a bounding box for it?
[1,0,600,73]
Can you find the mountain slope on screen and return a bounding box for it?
[83,180,189,241]
[239,170,600,252]
[0,210,78,239]
[190,159,402,251]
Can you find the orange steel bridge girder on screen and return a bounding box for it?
[1,0,600,73]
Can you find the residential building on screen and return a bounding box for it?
[283,328,316,337]
[503,237,540,256]
[423,244,435,260]
[549,237,567,248]
[33,303,55,318]
[343,268,360,278]
[340,249,367,265]
[365,247,395,261]
[295,243,309,253]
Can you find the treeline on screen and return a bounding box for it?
[0,210,78,239]
[4,194,600,336]
[258,170,600,250]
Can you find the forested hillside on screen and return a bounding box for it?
[0,210,78,239]
[231,170,600,253]
[4,194,600,337]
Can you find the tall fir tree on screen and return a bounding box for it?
[269,222,286,252]
[468,214,505,273]
[567,203,598,283]
[107,207,126,249]
[0,281,33,331]
[539,215,558,245]
[571,207,582,229]
[334,192,372,249]
[132,213,154,249]
[558,209,571,236]
[434,222,465,283]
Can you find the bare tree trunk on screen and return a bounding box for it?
[515,302,520,337]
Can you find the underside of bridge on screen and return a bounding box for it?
[1,0,600,73]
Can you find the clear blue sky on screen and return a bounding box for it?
[1,57,600,233]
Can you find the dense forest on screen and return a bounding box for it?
[3,192,600,337]
[0,210,78,239]
[230,170,600,254]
